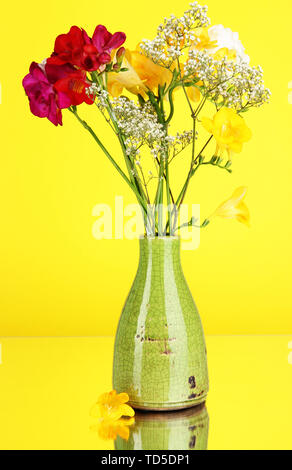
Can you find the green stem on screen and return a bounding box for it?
[69,107,149,216]
[93,72,148,206]
[177,60,194,115]
[194,136,213,163]
[165,86,175,124]
[175,218,210,232]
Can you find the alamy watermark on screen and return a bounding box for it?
[92,196,201,250]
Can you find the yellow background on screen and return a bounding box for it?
[0,0,292,336]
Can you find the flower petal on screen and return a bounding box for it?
[201,117,214,134]
[92,25,112,52]
[106,32,126,52]
[119,404,135,417]
[116,392,130,404]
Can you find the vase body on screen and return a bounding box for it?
[115,403,209,450]
[113,236,208,410]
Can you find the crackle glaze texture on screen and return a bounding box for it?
[113,237,208,410]
[115,404,209,450]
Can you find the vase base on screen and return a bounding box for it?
[128,395,207,412]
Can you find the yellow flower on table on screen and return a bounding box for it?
[107,49,172,97]
[91,390,135,421]
[201,107,252,157]
[90,390,135,442]
[210,187,250,226]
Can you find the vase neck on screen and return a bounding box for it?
[138,237,181,271]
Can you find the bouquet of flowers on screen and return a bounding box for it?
[23,1,270,237]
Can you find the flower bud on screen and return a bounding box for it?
[116,47,126,66]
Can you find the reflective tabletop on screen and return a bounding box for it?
[0,336,291,450]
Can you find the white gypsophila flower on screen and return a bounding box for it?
[110,97,166,156]
[86,83,109,108]
[224,62,271,109]
[207,25,250,63]
[185,49,270,110]
[166,130,195,161]
[140,1,210,67]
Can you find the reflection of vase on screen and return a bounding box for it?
[115,403,209,450]
[113,237,208,410]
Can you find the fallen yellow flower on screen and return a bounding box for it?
[90,390,135,421]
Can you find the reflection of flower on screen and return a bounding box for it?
[92,417,135,441]
[90,390,135,441]
[210,187,250,226]
[201,107,252,157]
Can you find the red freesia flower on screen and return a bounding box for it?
[91,25,126,65]
[48,26,100,71]
[22,62,71,126]
[48,25,126,72]
[23,61,94,125]
[54,70,94,106]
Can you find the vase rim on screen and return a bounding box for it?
[139,235,180,240]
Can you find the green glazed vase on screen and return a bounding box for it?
[113,236,208,410]
[115,403,209,450]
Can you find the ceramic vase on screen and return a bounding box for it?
[113,236,208,410]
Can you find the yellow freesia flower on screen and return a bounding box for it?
[190,27,218,51]
[90,390,135,421]
[107,52,146,97]
[90,390,135,442]
[130,48,172,93]
[91,417,135,441]
[186,29,216,103]
[107,49,172,98]
[177,63,202,103]
[201,107,252,157]
[210,187,250,226]
[213,47,237,61]
[186,84,201,102]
